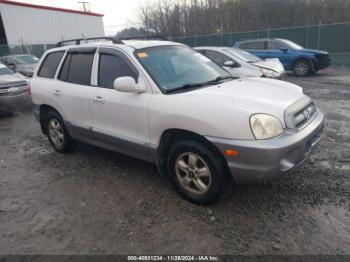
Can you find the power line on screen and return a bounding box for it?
[104,22,143,28]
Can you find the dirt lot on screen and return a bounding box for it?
[0,66,349,255]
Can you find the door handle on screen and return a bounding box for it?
[93,96,105,104]
[52,89,62,96]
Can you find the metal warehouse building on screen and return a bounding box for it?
[0,0,104,46]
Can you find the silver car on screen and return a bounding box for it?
[0,63,30,114]
[195,46,285,78]
[0,54,39,77]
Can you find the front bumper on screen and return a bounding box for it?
[207,111,325,184]
[314,55,331,70]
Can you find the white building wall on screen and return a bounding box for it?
[0,3,104,45]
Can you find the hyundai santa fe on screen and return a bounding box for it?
[30,37,324,204]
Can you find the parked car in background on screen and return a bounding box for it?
[195,46,285,78]
[234,38,331,76]
[0,54,39,77]
[31,37,324,204]
[0,63,30,114]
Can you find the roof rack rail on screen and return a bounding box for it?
[118,35,167,41]
[56,36,123,47]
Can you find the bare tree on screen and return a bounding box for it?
[138,0,350,37]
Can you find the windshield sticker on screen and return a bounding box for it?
[137,52,148,58]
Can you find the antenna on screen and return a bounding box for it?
[78,1,89,12]
[81,33,87,43]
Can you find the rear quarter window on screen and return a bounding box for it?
[38,51,65,78]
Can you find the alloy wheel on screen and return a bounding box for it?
[295,61,309,76]
[48,118,64,148]
[175,152,212,195]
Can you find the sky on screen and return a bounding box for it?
[11,0,146,35]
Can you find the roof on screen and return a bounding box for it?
[0,0,104,17]
[0,54,37,58]
[123,40,184,49]
[50,40,185,52]
[236,38,286,43]
[194,46,229,50]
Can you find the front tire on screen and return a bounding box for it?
[44,111,77,153]
[293,59,311,76]
[167,140,228,205]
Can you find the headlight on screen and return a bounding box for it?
[260,68,280,78]
[250,114,283,139]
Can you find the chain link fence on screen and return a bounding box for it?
[173,22,350,65]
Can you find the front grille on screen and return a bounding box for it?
[0,85,28,96]
[293,103,317,128]
[315,54,331,65]
[284,97,318,130]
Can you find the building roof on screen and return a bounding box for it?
[0,0,104,17]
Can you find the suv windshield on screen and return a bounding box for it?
[15,55,39,64]
[135,45,231,93]
[0,66,14,75]
[224,48,260,63]
[279,39,303,50]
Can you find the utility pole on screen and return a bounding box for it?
[78,1,89,12]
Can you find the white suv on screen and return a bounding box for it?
[31,37,324,204]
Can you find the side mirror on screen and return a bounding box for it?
[113,76,146,93]
[224,60,240,68]
[281,48,288,53]
[7,62,15,68]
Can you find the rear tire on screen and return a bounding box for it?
[167,140,228,205]
[293,59,311,76]
[43,111,77,153]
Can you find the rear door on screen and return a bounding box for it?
[239,41,267,59]
[54,47,96,139]
[90,47,152,160]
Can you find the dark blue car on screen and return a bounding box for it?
[234,38,331,76]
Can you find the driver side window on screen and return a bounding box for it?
[98,52,138,89]
[202,50,231,66]
[267,41,286,50]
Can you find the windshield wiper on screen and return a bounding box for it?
[209,76,235,83]
[165,76,235,94]
[165,82,205,94]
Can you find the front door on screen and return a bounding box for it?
[90,47,152,160]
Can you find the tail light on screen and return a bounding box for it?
[28,82,31,95]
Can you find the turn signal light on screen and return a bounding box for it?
[224,149,238,157]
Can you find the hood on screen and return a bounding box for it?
[224,63,263,78]
[0,73,27,89]
[17,63,37,72]
[181,77,305,124]
[299,48,328,55]
[251,58,285,74]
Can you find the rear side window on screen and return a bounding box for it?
[98,54,138,89]
[240,41,265,50]
[38,51,64,78]
[59,53,94,85]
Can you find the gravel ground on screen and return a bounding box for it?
[0,66,349,255]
